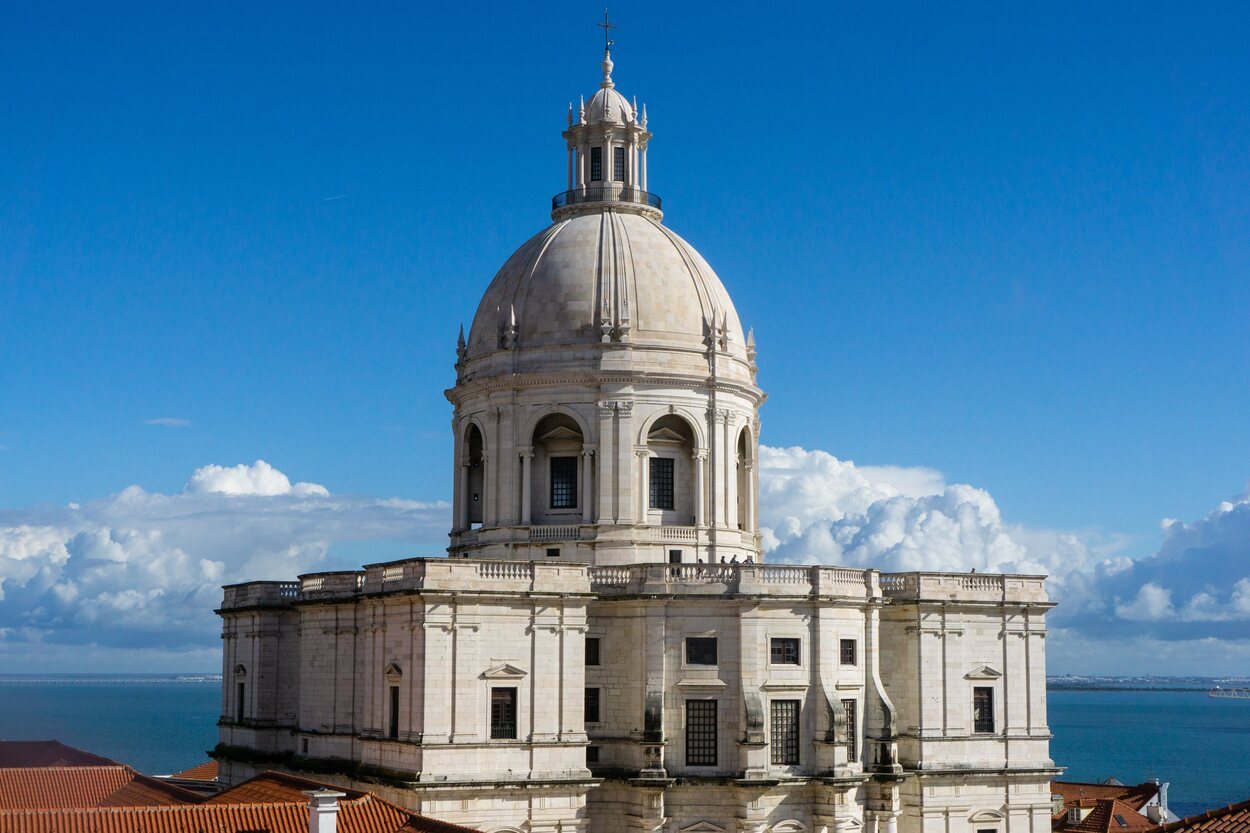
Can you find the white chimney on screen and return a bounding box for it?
[304,789,347,833]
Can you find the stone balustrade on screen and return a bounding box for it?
[878,571,1049,604]
[588,563,878,599]
[219,581,300,609]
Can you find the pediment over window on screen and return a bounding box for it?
[384,663,402,680]
[965,665,1003,680]
[680,823,728,833]
[481,663,528,679]
[539,426,583,442]
[648,427,688,443]
[969,810,1006,823]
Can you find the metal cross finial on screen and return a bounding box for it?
[597,9,616,51]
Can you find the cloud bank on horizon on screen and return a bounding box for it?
[1,451,1248,673]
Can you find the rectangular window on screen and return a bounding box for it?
[770,700,800,765]
[973,687,995,734]
[236,682,245,723]
[491,687,518,739]
[649,457,675,510]
[388,685,400,739]
[842,698,857,763]
[685,636,717,666]
[668,549,683,564]
[546,547,560,557]
[585,637,601,666]
[613,146,626,181]
[590,147,603,182]
[585,687,601,723]
[840,638,857,666]
[586,746,600,764]
[770,637,800,665]
[685,700,718,766]
[550,456,578,509]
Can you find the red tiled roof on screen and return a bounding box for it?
[1150,799,1250,833]
[1054,782,1163,814]
[0,743,116,769]
[0,767,201,810]
[208,770,368,805]
[168,760,218,781]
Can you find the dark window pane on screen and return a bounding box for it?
[491,687,517,739]
[585,687,600,723]
[590,147,602,182]
[585,637,601,666]
[236,682,245,723]
[840,638,857,666]
[842,698,857,763]
[770,638,800,665]
[686,637,717,666]
[550,456,578,509]
[388,685,400,739]
[770,700,800,765]
[613,146,626,181]
[973,687,995,733]
[649,457,675,510]
[668,549,682,564]
[586,746,600,764]
[685,700,717,766]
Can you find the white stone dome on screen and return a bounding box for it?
[587,86,633,124]
[466,211,748,368]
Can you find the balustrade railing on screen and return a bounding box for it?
[552,186,662,212]
[477,561,534,581]
[530,525,581,542]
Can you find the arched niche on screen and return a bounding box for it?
[644,414,696,526]
[736,425,754,532]
[529,413,585,525]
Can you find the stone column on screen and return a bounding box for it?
[581,448,595,523]
[567,145,574,190]
[637,449,650,522]
[744,462,755,534]
[520,448,534,525]
[692,451,706,527]
[641,144,648,190]
[596,402,615,524]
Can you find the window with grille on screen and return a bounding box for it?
[649,457,675,510]
[585,637,601,666]
[585,687,601,723]
[685,700,718,766]
[973,687,995,734]
[388,685,400,739]
[550,456,577,509]
[840,638,857,666]
[685,636,717,666]
[491,687,517,739]
[590,147,603,182]
[842,698,857,762]
[613,146,626,181]
[770,700,800,765]
[770,637,800,665]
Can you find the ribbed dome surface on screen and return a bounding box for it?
[587,86,633,123]
[467,211,746,363]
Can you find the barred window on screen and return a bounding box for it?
[770,699,800,765]
[649,457,675,510]
[550,456,577,509]
[491,687,517,739]
[613,146,626,181]
[840,638,857,666]
[842,698,857,762]
[973,686,995,734]
[590,147,603,182]
[585,637,601,666]
[685,700,717,766]
[685,637,717,666]
[770,637,800,665]
[585,687,601,723]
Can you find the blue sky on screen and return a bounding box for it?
[2,2,1249,673]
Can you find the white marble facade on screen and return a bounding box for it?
[215,43,1059,833]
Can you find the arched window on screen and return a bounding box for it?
[645,416,695,525]
[234,665,247,724]
[736,428,753,531]
[465,424,485,526]
[529,414,585,524]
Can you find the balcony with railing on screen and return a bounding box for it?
[878,571,1050,604]
[551,185,662,215]
[588,563,875,599]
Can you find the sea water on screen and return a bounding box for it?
[1,677,1247,815]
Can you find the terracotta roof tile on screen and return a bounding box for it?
[208,771,367,806]
[1150,799,1250,833]
[1054,782,1162,814]
[0,767,200,810]
[169,761,218,781]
